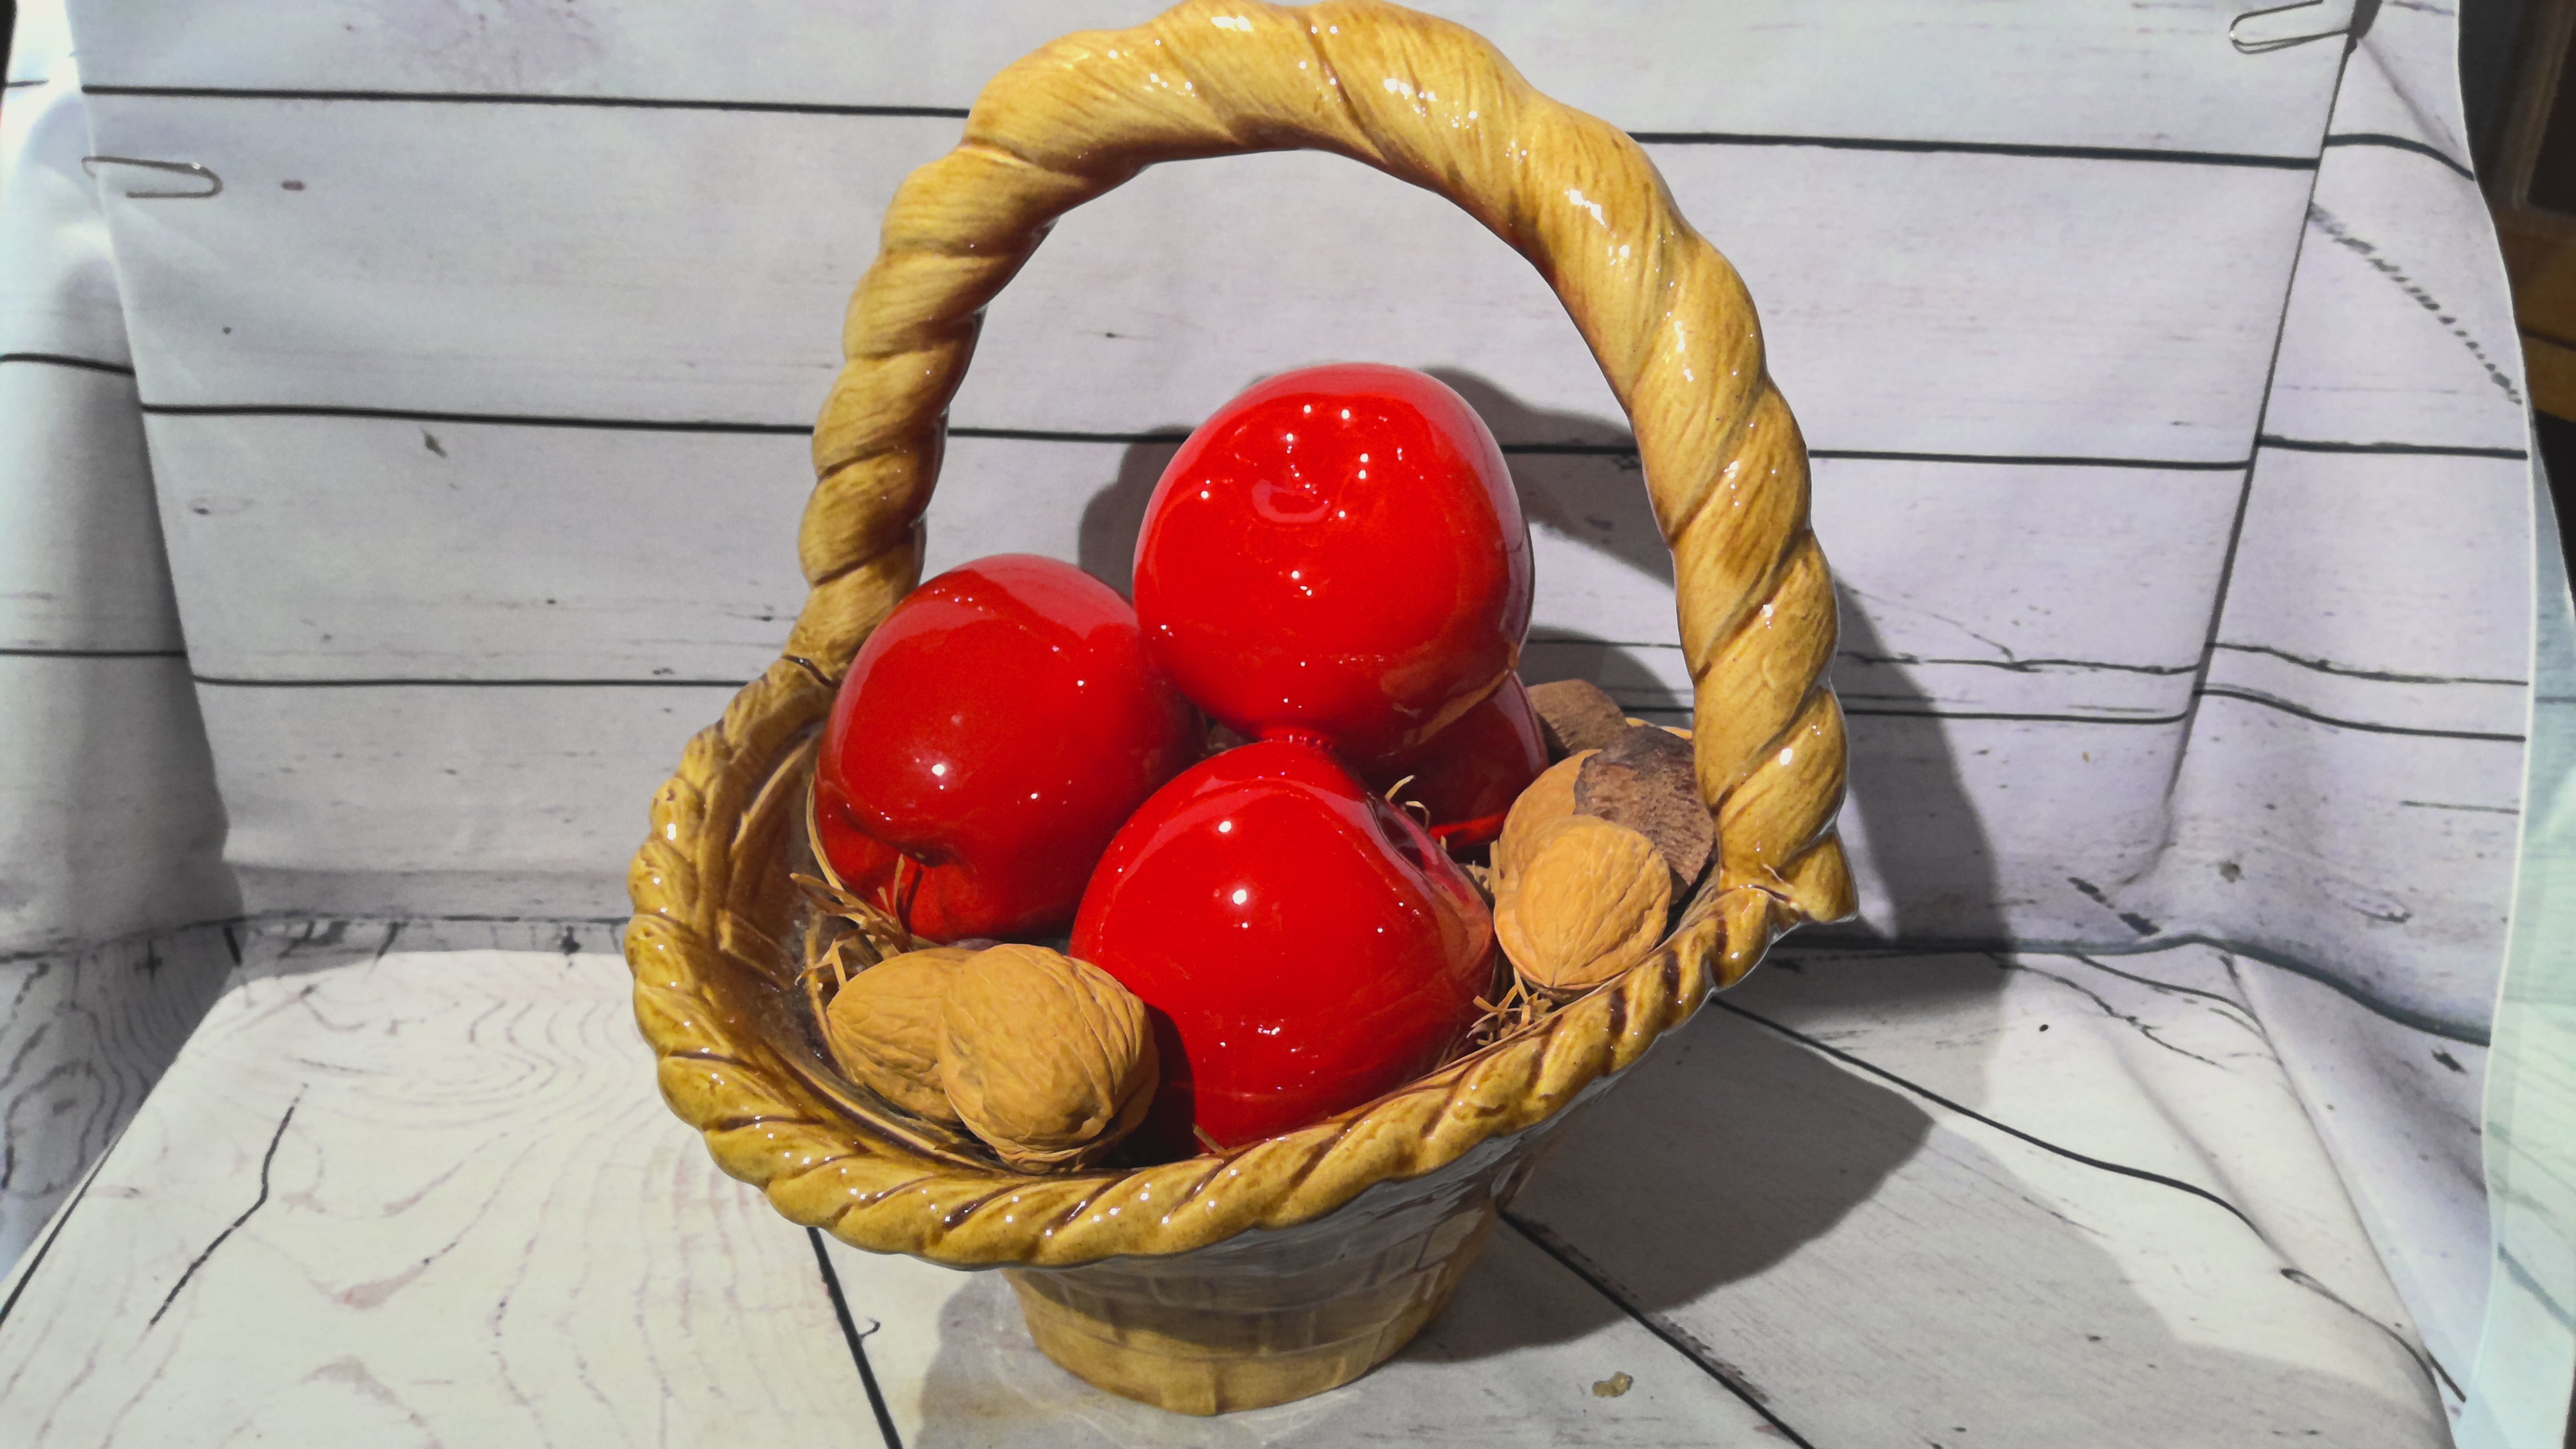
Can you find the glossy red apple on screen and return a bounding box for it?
[1133,364,1533,767]
[1071,739,1497,1148]
[814,554,1199,942]
[802,823,998,947]
[1365,674,1548,848]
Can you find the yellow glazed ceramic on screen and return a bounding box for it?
[625,0,1852,1415]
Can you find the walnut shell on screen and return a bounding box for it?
[1576,724,1716,890]
[821,946,972,1126]
[1494,813,1673,998]
[1495,750,1593,885]
[939,945,1158,1172]
[1526,678,1632,756]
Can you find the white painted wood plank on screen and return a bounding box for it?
[193,680,724,921]
[0,364,181,654]
[143,415,814,683]
[2146,695,2521,1037]
[1826,712,2198,945]
[0,945,893,1448]
[2327,3,2476,164]
[0,926,235,1272]
[0,67,134,366]
[188,680,2217,939]
[2235,956,2492,1400]
[0,12,240,1280]
[0,656,235,955]
[2212,449,2531,709]
[0,937,2459,1444]
[0,937,1806,1444]
[1513,968,2452,1445]
[1816,459,2238,720]
[824,1223,1785,1446]
[2203,641,2526,739]
[5,0,66,86]
[143,410,2246,722]
[1737,944,2424,1341]
[147,425,2264,939]
[2101,14,2526,1374]
[81,100,935,424]
[80,97,2312,461]
[1,13,175,657]
[66,0,2346,156]
[2259,152,2531,451]
[892,142,2314,462]
[2326,56,2474,171]
[2136,443,2528,1038]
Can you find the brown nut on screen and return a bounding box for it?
[1576,724,1716,890]
[1494,813,1673,998]
[1526,678,1632,756]
[939,944,1158,1172]
[821,946,974,1126]
[1495,750,1594,884]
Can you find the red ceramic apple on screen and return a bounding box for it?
[1133,364,1533,767]
[801,824,999,946]
[814,554,1199,941]
[1365,673,1548,848]
[1071,739,1497,1148]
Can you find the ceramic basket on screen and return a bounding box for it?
[624,0,1853,1417]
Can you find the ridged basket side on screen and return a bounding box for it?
[1004,1127,1544,1414]
[625,0,1854,1272]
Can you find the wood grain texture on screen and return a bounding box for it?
[2257,0,2522,451]
[2326,2,2476,166]
[1513,943,2455,1444]
[0,365,179,656]
[859,1226,1784,1446]
[0,940,2464,1445]
[0,926,234,1272]
[2202,449,2533,727]
[156,681,2443,952]
[2262,152,2531,451]
[0,655,235,958]
[2111,8,2536,1354]
[2236,955,2494,1400]
[0,64,134,367]
[145,418,2254,722]
[50,0,2533,1022]
[193,678,726,922]
[0,945,892,1447]
[66,0,2345,156]
[0,25,230,954]
[2133,436,2532,1042]
[54,0,2405,963]
[143,415,814,683]
[0,10,242,1278]
[73,100,2312,463]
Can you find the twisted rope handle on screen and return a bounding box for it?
[629,0,1854,1265]
[791,0,1852,967]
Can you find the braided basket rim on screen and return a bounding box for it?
[623,0,1853,1269]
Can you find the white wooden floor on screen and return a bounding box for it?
[0,926,2455,1447]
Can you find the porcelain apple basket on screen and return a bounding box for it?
[623,0,1852,1416]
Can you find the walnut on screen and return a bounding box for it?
[821,946,974,1125]
[1526,678,1631,756]
[1575,724,1716,890]
[939,945,1158,1172]
[1495,750,1593,885]
[1493,814,1673,999]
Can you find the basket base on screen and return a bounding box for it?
[1004,1205,1498,1415]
